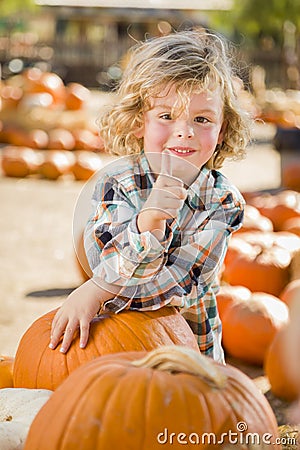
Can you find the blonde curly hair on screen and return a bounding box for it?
[99,29,251,169]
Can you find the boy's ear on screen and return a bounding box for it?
[133,125,144,139]
[217,121,227,144]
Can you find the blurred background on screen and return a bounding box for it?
[0,0,300,184]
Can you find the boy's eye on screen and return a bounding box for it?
[194,116,209,123]
[159,113,172,120]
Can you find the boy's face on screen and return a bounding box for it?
[137,84,225,183]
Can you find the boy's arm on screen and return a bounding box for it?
[49,278,120,353]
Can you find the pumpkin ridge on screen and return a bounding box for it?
[109,312,159,350]
[62,366,129,449]
[221,365,278,429]
[98,315,134,352]
[108,314,147,350]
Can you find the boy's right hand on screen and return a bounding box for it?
[49,279,102,354]
[138,150,187,232]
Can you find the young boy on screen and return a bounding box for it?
[49,29,251,361]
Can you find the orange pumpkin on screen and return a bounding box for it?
[1,146,42,178]
[282,162,300,192]
[223,232,292,296]
[24,346,281,450]
[7,127,49,149]
[0,356,14,388]
[282,216,300,237]
[72,129,103,151]
[246,190,300,231]
[264,326,299,401]
[216,284,251,321]
[48,128,76,151]
[0,84,23,110]
[280,279,300,307]
[72,151,103,180]
[221,291,289,365]
[65,82,91,110]
[38,150,75,180]
[236,204,273,234]
[24,69,66,105]
[13,307,199,390]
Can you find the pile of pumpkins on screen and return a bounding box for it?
[0,307,284,449]
[216,188,300,405]
[0,68,113,181]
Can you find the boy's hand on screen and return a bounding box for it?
[138,150,187,235]
[49,279,101,353]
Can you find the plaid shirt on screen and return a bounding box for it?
[84,151,244,362]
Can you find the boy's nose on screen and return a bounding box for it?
[175,123,194,139]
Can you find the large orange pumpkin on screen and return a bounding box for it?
[264,326,299,402]
[24,346,281,450]
[223,232,291,296]
[13,307,199,390]
[216,284,251,321]
[221,292,289,365]
[0,356,14,388]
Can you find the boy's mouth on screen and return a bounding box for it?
[167,147,196,156]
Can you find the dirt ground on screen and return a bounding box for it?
[0,123,298,433]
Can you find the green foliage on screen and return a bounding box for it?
[0,0,37,16]
[209,0,300,47]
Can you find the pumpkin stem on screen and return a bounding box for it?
[131,345,227,388]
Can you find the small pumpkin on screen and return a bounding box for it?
[38,150,75,180]
[13,307,199,390]
[0,387,52,450]
[0,357,14,389]
[72,129,103,151]
[71,151,103,180]
[1,146,41,178]
[264,326,299,402]
[24,346,280,450]
[24,69,66,105]
[65,82,91,110]
[47,128,75,151]
[221,291,289,365]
